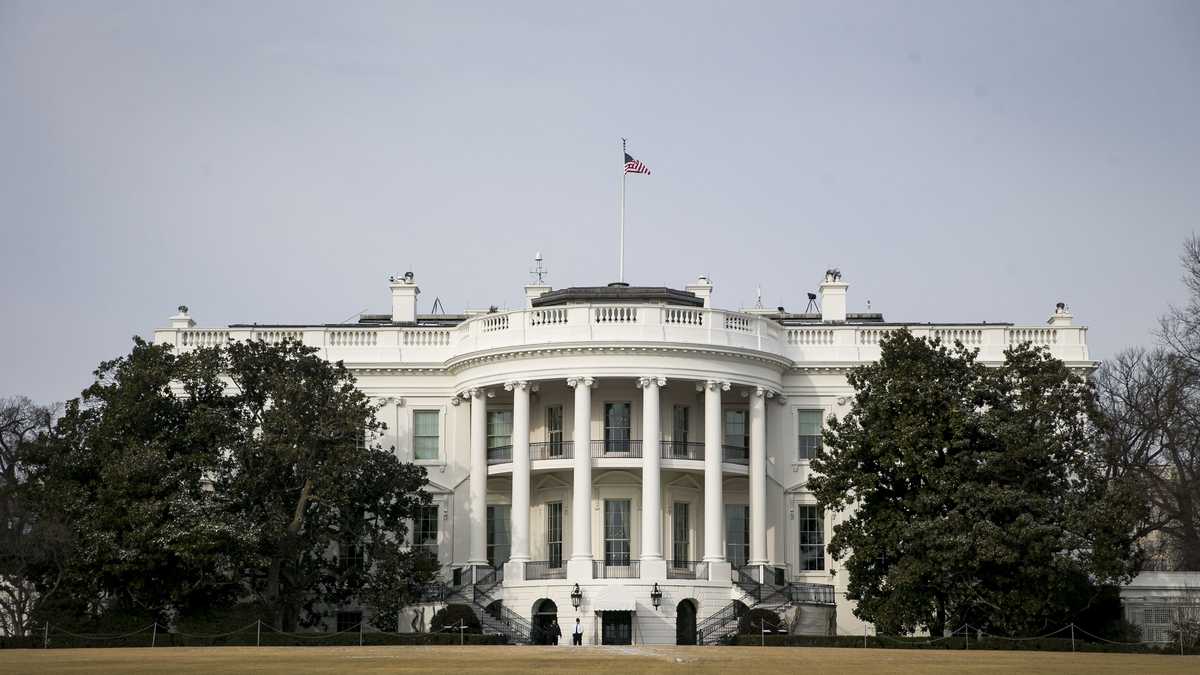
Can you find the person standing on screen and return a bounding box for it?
[551,619,562,646]
[572,618,583,645]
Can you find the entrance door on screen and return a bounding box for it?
[675,600,697,645]
[532,599,559,645]
[601,611,632,645]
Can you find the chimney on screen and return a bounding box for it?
[524,284,551,308]
[686,274,714,308]
[170,305,195,329]
[818,269,848,323]
[390,272,420,323]
[1047,302,1073,326]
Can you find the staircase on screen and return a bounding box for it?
[697,566,834,645]
[442,566,533,645]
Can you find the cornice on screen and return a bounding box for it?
[444,341,794,374]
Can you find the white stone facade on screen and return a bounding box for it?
[153,272,1091,645]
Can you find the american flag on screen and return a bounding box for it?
[624,152,651,175]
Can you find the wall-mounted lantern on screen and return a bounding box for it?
[571,583,583,610]
[650,583,662,610]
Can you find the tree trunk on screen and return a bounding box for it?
[265,477,314,630]
[933,592,947,637]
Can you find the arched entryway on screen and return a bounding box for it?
[676,599,697,645]
[532,598,559,645]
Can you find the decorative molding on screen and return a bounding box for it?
[636,375,667,388]
[503,380,529,392]
[566,376,597,389]
[446,343,793,374]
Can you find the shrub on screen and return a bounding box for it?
[430,604,481,634]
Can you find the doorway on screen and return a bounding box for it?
[532,598,559,645]
[601,611,633,645]
[675,600,697,645]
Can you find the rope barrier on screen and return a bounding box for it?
[964,623,1073,642]
[46,623,157,640]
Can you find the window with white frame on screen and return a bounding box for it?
[487,505,511,567]
[546,502,563,567]
[413,410,440,460]
[725,504,750,567]
[797,410,823,460]
[604,499,631,565]
[487,410,513,450]
[798,505,826,571]
[413,504,439,559]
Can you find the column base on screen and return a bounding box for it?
[705,560,732,582]
[567,557,594,581]
[639,557,668,580]
[503,560,527,582]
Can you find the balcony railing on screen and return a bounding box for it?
[722,444,749,465]
[593,559,641,579]
[487,445,512,465]
[590,439,642,458]
[789,581,837,605]
[667,560,708,580]
[524,560,567,580]
[661,441,704,461]
[530,441,573,461]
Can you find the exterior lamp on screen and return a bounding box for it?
[650,583,663,610]
[571,583,583,610]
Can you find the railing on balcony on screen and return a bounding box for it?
[722,444,749,465]
[661,440,704,461]
[487,445,512,465]
[524,560,567,580]
[590,439,642,458]
[667,560,708,580]
[789,581,837,605]
[529,441,573,461]
[593,559,640,579]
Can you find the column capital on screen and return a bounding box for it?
[636,376,667,388]
[566,376,596,389]
[462,388,484,399]
[752,386,781,400]
[697,379,731,392]
[504,380,529,392]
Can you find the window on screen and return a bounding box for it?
[604,402,631,453]
[487,410,513,450]
[672,502,690,564]
[798,505,825,571]
[546,406,564,457]
[671,406,690,457]
[413,505,439,559]
[604,499,631,565]
[413,410,440,460]
[336,610,362,633]
[339,539,365,572]
[487,505,511,567]
[725,505,750,568]
[546,502,563,567]
[354,426,369,451]
[798,410,823,460]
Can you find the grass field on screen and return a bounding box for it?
[0,645,1196,674]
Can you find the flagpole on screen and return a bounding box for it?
[619,138,626,283]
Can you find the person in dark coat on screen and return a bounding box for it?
[551,619,562,645]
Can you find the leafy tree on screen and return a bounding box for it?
[430,604,481,634]
[809,330,1141,636]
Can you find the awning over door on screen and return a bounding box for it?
[592,584,638,612]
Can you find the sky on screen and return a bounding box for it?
[2,0,1198,404]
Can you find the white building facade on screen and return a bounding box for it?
[153,271,1091,645]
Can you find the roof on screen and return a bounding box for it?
[532,284,703,308]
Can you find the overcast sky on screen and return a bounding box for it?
[2,1,1198,403]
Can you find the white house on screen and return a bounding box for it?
[152,270,1091,645]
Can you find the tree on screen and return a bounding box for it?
[0,397,65,636]
[22,337,434,631]
[809,330,1141,636]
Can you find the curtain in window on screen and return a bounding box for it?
[487,411,513,449]
[604,500,631,565]
[487,505,511,567]
[413,411,439,460]
[546,502,563,567]
[797,410,823,460]
[725,504,749,567]
[672,502,690,564]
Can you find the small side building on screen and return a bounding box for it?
[1121,571,1200,643]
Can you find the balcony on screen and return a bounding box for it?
[593,560,640,579]
[590,439,642,459]
[661,441,704,461]
[667,560,708,580]
[524,560,567,580]
[530,441,573,461]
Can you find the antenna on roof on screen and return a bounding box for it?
[431,297,446,314]
[530,252,548,284]
[338,308,369,324]
[754,284,763,309]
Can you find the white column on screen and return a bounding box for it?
[567,376,595,578]
[467,388,488,567]
[702,380,729,563]
[749,387,768,566]
[507,381,531,566]
[639,377,666,570]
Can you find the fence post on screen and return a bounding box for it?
[43,622,49,649]
[152,622,157,648]
[863,624,867,648]
[1070,624,1075,652]
[963,626,968,651]
[256,619,261,647]
[359,620,364,647]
